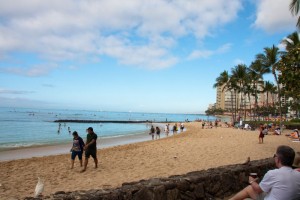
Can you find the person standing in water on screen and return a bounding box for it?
[180,123,184,132]
[156,126,161,139]
[150,125,155,140]
[70,131,85,169]
[81,127,98,172]
[164,124,170,137]
[173,123,178,134]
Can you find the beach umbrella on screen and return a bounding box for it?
[34,177,44,198]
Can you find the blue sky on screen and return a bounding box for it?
[0,0,298,113]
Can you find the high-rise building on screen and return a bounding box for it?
[216,83,265,111]
[216,85,237,111]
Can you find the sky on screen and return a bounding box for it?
[0,0,298,114]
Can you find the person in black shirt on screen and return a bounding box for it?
[81,127,98,172]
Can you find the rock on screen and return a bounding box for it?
[176,180,190,192]
[193,183,205,199]
[148,178,162,187]
[133,187,153,200]
[163,182,176,190]
[54,191,65,195]
[180,191,196,200]
[154,185,166,200]
[166,189,179,200]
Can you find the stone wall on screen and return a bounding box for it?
[26,158,275,200]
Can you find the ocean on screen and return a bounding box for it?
[0,107,214,151]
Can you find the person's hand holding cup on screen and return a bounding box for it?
[249,173,258,184]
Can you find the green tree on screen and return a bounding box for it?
[231,64,248,120]
[213,70,236,121]
[277,46,300,116]
[257,45,282,121]
[281,31,300,51]
[290,0,300,28]
[248,59,269,119]
[263,81,276,107]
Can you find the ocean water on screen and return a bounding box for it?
[0,107,213,150]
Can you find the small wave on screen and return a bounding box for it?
[100,131,148,139]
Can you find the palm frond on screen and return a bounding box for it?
[290,0,300,16]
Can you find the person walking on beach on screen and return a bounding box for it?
[230,145,300,200]
[173,123,177,134]
[156,127,161,139]
[214,120,218,128]
[165,124,170,137]
[150,125,155,140]
[81,127,98,172]
[259,124,265,144]
[180,123,184,132]
[70,131,85,169]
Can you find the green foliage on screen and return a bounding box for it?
[205,108,224,116]
[290,118,300,123]
[290,0,300,28]
[213,30,300,120]
[278,46,300,99]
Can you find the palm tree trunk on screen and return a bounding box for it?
[235,90,238,122]
[231,91,234,123]
[266,92,269,106]
[272,70,282,126]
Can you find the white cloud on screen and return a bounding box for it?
[187,43,232,60]
[253,0,298,33]
[0,0,242,73]
[188,50,213,60]
[233,58,245,65]
[0,88,35,94]
[0,64,58,77]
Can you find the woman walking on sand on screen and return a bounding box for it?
[70,131,85,169]
[156,127,161,139]
[259,125,265,144]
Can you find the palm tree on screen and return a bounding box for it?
[290,0,300,28]
[248,59,269,119]
[263,81,276,107]
[256,45,282,120]
[244,81,255,120]
[214,71,236,121]
[213,70,229,89]
[231,64,248,120]
[281,31,300,51]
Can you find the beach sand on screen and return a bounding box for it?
[0,122,299,199]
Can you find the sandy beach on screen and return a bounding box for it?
[0,122,299,199]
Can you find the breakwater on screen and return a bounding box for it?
[54,120,176,123]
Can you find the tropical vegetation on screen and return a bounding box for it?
[212,1,300,122]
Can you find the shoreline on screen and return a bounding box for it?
[0,123,174,161]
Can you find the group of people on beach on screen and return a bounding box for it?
[149,123,185,140]
[70,127,98,172]
[67,121,300,200]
